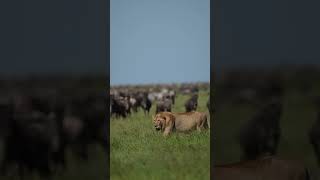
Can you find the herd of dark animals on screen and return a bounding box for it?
[110,83,210,118]
[0,77,107,179]
[110,91,153,118]
[214,67,320,176]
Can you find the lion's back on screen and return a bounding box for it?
[173,111,206,131]
[174,111,202,121]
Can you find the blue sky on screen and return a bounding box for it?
[110,0,210,85]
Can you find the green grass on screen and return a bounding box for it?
[110,91,210,180]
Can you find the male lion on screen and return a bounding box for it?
[153,111,209,136]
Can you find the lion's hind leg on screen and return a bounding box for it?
[197,120,207,132]
[196,125,202,132]
[200,114,209,130]
[203,117,209,130]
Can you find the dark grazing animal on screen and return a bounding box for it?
[168,90,176,105]
[137,92,152,115]
[133,91,153,115]
[129,97,138,113]
[141,96,152,115]
[184,94,198,112]
[110,96,129,118]
[155,98,172,114]
[238,99,283,160]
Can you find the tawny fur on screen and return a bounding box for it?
[153,111,209,137]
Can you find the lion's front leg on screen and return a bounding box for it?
[163,129,171,137]
[163,120,174,137]
[163,124,174,136]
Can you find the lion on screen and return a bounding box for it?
[153,111,209,136]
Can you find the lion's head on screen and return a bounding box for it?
[153,112,176,136]
[153,113,166,131]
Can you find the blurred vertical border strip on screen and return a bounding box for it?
[211,0,219,179]
[100,0,110,179]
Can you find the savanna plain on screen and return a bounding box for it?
[111,88,210,180]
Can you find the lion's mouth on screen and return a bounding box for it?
[155,127,161,131]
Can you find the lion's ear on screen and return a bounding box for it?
[152,115,155,121]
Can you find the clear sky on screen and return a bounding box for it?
[110,0,210,85]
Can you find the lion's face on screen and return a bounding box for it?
[153,115,166,131]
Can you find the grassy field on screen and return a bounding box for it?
[110,91,210,180]
[214,85,320,178]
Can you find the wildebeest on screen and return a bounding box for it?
[184,94,198,112]
[141,97,152,115]
[213,156,310,180]
[168,90,176,105]
[128,91,152,115]
[155,98,172,114]
[139,92,152,115]
[110,95,130,118]
[238,98,283,160]
[179,84,199,95]
[129,97,138,113]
